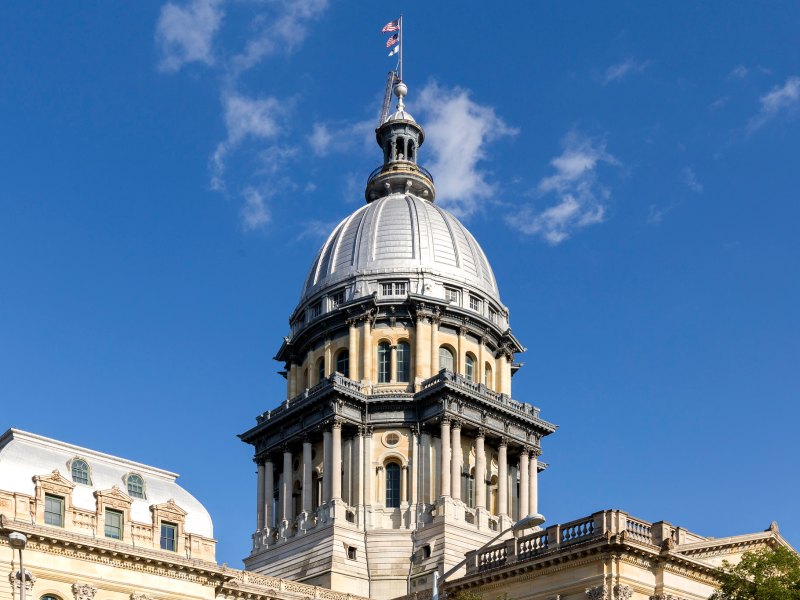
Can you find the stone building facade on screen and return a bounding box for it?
[239,83,556,599]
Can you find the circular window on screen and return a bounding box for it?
[383,431,401,448]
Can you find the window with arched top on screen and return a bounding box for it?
[126,473,145,499]
[377,342,391,383]
[407,141,415,162]
[41,595,62,600]
[484,362,493,387]
[317,358,325,384]
[385,462,401,508]
[397,341,410,382]
[71,459,90,485]
[465,354,476,382]
[439,346,455,372]
[336,350,349,378]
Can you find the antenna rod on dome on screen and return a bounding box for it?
[398,14,404,82]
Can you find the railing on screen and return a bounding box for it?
[464,510,681,575]
[366,161,434,186]
[222,568,369,600]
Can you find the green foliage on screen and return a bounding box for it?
[711,546,800,600]
[448,591,484,600]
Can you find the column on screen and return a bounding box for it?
[497,439,508,517]
[478,338,485,384]
[288,363,298,398]
[519,451,529,519]
[440,417,451,498]
[410,427,419,504]
[414,317,427,380]
[504,354,513,395]
[324,339,332,378]
[343,437,353,505]
[457,327,466,375]
[265,458,274,528]
[430,318,440,373]
[361,317,372,382]
[363,428,373,507]
[323,429,332,502]
[420,430,431,503]
[475,430,486,509]
[507,465,515,519]
[302,439,313,514]
[257,462,266,530]
[348,320,358,380]
[332,420,342,500]
[497,355,506,395]
[390,344,398,382]
[450,421,462,501]
[529,448,540,516]
[354,428,364,506]
[282,448,293,523]
[401,465,408,504]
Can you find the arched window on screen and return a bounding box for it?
[378,342,391,383]
[71,459,90,485]
[397,341,410,382]
[385,462,401,508]
[465,354,476,382]
[336,350,349,378]
[439,346,455,372]
[317,358,325,384]
[484,362,493,387]
[126,473,145,499]
[41,595,62,600]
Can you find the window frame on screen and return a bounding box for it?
[465,354,475,382]
[439,346,455,372]
[396,341,410,382]
[160,521,178,552]
[126,473,146,499]
[336,349,349,378]
[44,493,64,527]
[377,342,391,383]
[317,357,325,384]
[469,295,482,312]
[330,289,346,308]
[70,458,91,485]
[385,462,401,508]
[380,281,408,297]
[444,287,460,304]
[104,508,123,540]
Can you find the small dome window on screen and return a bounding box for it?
[126,473,146,499]
[383,431,401,447]
[70,458,91,485]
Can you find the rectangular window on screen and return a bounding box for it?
[469,295,482,312]
[330,289,346,308]
[445,287,460,304]
[307,301,321,321]
[347,546,357,560]
[44,494,64,527]
[160,521,178,551]
[489,307,499,323]
[104,508,123,539]
[381,282,408,296]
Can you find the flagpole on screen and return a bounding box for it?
[398,15,403,82]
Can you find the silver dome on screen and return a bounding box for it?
[300,193,500,306]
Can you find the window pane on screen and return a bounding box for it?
[396,342,410,382]
[395,282,406,296]
[44,494,64,527]
[385,463,401,508]
[377,343,390,382]
[127,474,145,499]
[465,355,475,382]
[439,347,454,372]
[381,283,394,296]
[160,522,177,551]
[336,350,349,377]
[71,459,90,485]
[105,509,122,539]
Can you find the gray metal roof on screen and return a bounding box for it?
[300,192,500,304]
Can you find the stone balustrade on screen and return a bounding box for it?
[464,510,685,575]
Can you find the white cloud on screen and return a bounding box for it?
[210,92,285,190]
[416,82,518,218]
[509,132,619,244]
[647,204,671,225]
[241,187,271,231]
[298,219,339,241]
[156,0,223,73]
[748,76,800,132]
[601,59,650,85]
[681,167,703,193]
[730,65,749,79]
[308,123,332,156]
[308,119,374,157]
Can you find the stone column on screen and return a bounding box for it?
[265,458,274,528]
[529,448,540,516]
[332,420,343,500]
[390,344,398,382]
[307,349,315,387]
[343,437,353,505]
[414,317,427,380]
[348,320,358,380]
[257,461,266,530]
[420,430,431,503]
[504,354,513,395]
[507,465,515,519]
[497,439,508,517]
[440,417,451,498]
[410,427,419,505]
[354,428,364,506]
[282,448,293,523]
[324,338,332,378]
[288,363,298,398]
[475,430,486,509]
[519,450,529,519]
[430,318,440,373]
[457,327,466,375]
[361,317,372,383]
[323,429,332,502]
[401,465,408,504]
[302,439,313,514]
[363,428,373,508]
[450,421,462,501]
[478,338,485,384]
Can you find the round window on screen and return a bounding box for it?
[383,431,401,447]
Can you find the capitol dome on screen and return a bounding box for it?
[300,192,500,306]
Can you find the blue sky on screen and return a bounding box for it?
[1,2,798,566]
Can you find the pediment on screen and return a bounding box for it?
[150,498,187,518]
[33,469,75,491]
[94,485,132,505]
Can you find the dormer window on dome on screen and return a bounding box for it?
[70,457,91,485]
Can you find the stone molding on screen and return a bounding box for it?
[72,583,98,600]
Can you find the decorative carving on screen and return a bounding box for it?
[586,586,608,600]
[530,447,542,458]
[72,583,98,600]
[9,570,36,592]
[613,585,633,600]
[476,427,486,439]
[498,436,509,447]
[450,419,462,430]
[130,593,154,600]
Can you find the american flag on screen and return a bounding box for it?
[386,33,399,48]
[381,20,400,33]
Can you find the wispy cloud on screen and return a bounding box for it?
[681,167,703,193]
[298,219,339,241]
[509,132,619,244]
[241,187,271,231]
[601,59,650,85]
[155,0,224,73]
[307,120,373,157]
[416,82,518,218]
[747,76,800,133]
[647,204,672,225]
[729,65,749,79]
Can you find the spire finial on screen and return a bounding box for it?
[394,80,408,111]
